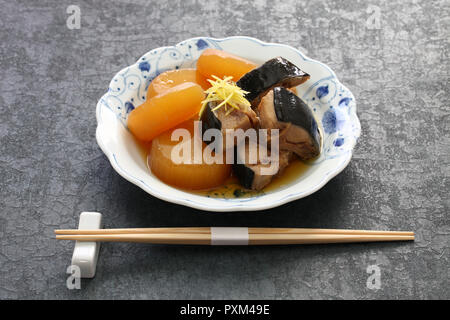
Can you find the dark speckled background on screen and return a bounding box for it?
[0,0,449,299]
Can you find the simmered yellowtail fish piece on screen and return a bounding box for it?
[199,76,259,151]
[232,141,294,190]
[258,87,321,160]
[236,57,310,108]
[200,101,258,151]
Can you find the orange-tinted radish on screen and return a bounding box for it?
[196,49,257,82]
[149,120,231,190]
[196,70,211,89]
[128,82,204,142]
[147,69,208,98]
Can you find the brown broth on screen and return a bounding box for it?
[193,158,311,198]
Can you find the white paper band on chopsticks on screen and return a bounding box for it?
[210,227,249,245]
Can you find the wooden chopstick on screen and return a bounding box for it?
[55,227,212,235]
[248,234,414,245]
[56,233,211,245]
[54,227,414,236]
[54,227,414,245]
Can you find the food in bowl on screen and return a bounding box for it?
[126,49,321,197]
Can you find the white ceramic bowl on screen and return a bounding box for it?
[96,36,360,212]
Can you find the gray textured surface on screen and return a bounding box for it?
[0,0,449,300]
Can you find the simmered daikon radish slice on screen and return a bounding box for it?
[147,69,209,98]
[149,120,231,190]
[196,49,256,82]
[128,82,204,142]
[196,70,211,89]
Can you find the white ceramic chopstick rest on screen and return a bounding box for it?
[71,212,103,278]
[210,227,249,245]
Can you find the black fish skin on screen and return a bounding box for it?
[232,144,254,189]
[232,163,255,190]
[236,57,310,107]
[200,102,222,145]
[273,87,321,150]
